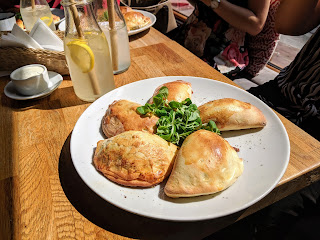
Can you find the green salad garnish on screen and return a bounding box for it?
[103,11,109,21]
[137,86,220,146]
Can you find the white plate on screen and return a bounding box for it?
[70,76,290,221]
[58,10,156,36]
[58,19,65,32]
[4,71,63,100]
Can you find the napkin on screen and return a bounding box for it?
[29,19,64,52]
[0,33,36,48]
[0,20,64,52]
[11,24,43,49]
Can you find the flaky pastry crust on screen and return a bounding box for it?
[123,11,151,31]
[199,98,267,131]
[102,100,159,138]
[149,80,193,103]
[93,131,178,187]
[164,130,243,198]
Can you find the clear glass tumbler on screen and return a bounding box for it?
[20,0,56,31]
[95,0,131,74]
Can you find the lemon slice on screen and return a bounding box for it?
[67,40,95,73]
[40,16,53,27]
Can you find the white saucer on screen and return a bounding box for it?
[4,71,63,100]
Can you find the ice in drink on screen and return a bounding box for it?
[64,31,115,102]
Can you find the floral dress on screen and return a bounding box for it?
[175,0,249,75]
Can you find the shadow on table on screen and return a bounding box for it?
[2,85,89,111]
[129,28,150,42]
[59,134,246,240]
[0,81,15,240]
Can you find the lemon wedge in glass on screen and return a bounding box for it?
[40,16,53,27]
[67,40,95,73]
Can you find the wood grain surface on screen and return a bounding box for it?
[1,28,320,240]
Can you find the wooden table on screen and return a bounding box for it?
[1,28,320,240]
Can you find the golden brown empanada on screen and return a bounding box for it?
[102,100,159,138]
[149,80,193,103]
[120,6,133,15]
[123,11,151,31]
[93,131,178,187]
[164,130,243,198]
[198,98,267,131]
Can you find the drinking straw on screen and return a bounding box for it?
[69,0,84,38]
[69,0,101,95]
[31,0,35,9]
[106,0,119,71]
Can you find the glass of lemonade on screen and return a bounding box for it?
[20,0,56,31]
[62,0,115,102]
[96,0,131,74]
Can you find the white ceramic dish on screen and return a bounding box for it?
[70,76,290,221]
[4,71,63,100]
[58,19,65,31]
[0,12,16,31]
[10,64,50,95]
[58,10,156,36]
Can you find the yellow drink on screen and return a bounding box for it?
[64,31,115,102]
[20,5,55,31]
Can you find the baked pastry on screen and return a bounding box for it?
[120,6,133,15]
[198,98,267,131]
[149,80,193,103]
[164,130,243,198]
[52,14,60,24]
[102,100,159,138]
[16,19,24,29]
[93,131,178,187]
[123,11,151,31]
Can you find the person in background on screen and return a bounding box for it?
[207,1,320,239]
[0,1,62,13]
[248,0,320,141]
[47,0,63,9]
[173,0,271,78]
[0,1,19,13]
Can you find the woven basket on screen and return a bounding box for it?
[0,30,69,75]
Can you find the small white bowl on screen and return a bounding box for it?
[10,64,50,96]
[0,12,16,31]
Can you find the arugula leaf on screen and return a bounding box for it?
[136,103,154,115]
[169,101,181,109]
[202,120,221,135]
[158,86,169,98]
[136,86,220,146]
[103,11,109,21]
[15,13,22,20]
